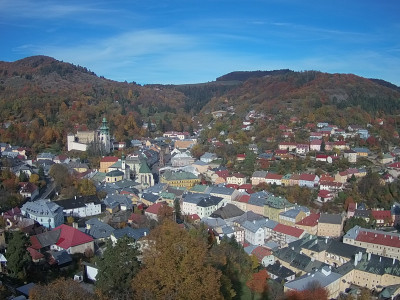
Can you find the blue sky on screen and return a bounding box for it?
[1,0,399,85]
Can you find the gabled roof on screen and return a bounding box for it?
[296,213,320,227]
[145,202,165,214]
[30,229,61,250]
[299,173,317,181]
[251,246,272,262]
[319,213,342,224]
[53,224,93,249]
[210,203,244,219]
[113,227,149,240]
[100,156,119,163]
[371,210,392,220]
[274,223,304,238]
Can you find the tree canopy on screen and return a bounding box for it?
[95,236,141,299]
[132,220,224,300]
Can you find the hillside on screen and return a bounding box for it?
[1,56,400,153]
[0,56,193,153]
[200,71,400,123]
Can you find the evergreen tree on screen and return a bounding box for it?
[6,231,30,279]
[96,236,141,299]
[174,198,182,221]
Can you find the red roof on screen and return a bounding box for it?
[100,156,119,163]
[356,230,400,248]
[251,246,272,262]
[188,214,200,221]
[334,141,347,146]
[348,202,356,212]
[316,154,328,159]
[296,213,320,227]
[226,184,239,189]
[320,174,334,182]
[27,247,44,260]
[238,195,250,203]
[145,202,164,214]
[318,190,332,198]
[239,184,252,189]
[128,213,146,223]
[29,236,42,250]
[299,174,317,181]
[266,173,283,180]
[237,154,246,158]
[310,139,322,145]
[371,210,392,221]
[388,162,400,169]
[216,170,229,179]
[274,223,304,238]
[231,172,245,178]
[54,224,93,249]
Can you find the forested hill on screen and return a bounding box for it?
[216,69,293,82]
[1,55,400,154]
[201,71,400,121]
[0,56,192,153]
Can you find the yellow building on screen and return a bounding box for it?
[317,213,343,237]
[100,156,119,173]
[160,170,200,189]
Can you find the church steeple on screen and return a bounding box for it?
[99,117,111,153]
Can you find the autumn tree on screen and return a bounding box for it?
[76,178,96,196]
[29,278,96,300]
[209,236,253,299]
[49,164,72,189]
[132,220,223,300]
[283,281,329,300]
[96,236,141,299]
[6,231,30,279]
[246,269,269,299]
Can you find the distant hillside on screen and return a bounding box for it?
[1,56,400,153]
[369,78,400,92]
[216,69,293,82]
[201,71,400,124]
[0,56,190,152]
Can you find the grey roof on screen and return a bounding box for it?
[21,199,63,218]
[231,211,265,225]
[221,225,234,235]
[34,229,61,248]
[210,203,244,219]
[104,194,132,210]
[141,193,160,204]
[354,253,400,276]
[144,183,167,194]
[354,209,371,218]
[244,245,258,255]
[210,186,236,196]
[113,227,149,240]
[183,193,209,204]
[201,152,217,159]
[266,262,295,279]
[318,213,342,224]
[273,247,327,273]
[197,196,223,208]
[84,218,115,239]
[343,225,360,240]
[391,202,400,215]
[201,217,227,228]
[56,195,101,210]
[16,282,36,297]
[280,209,302,219]
[252,170,268,178]
[50,250,72,265]
[242,220,265,233]
[285,268,341,291]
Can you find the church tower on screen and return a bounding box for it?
[99,117,111,153]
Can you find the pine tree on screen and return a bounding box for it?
[6,231,30,279]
